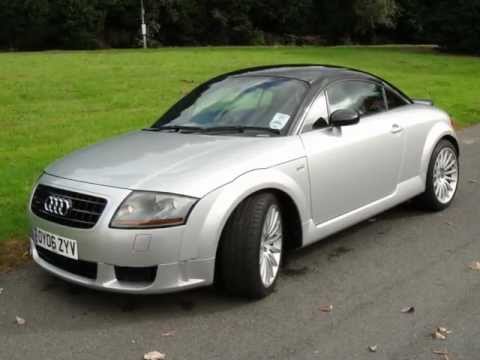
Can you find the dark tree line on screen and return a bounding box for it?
[0,0,478,54]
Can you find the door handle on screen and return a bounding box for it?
[391,124,404,134]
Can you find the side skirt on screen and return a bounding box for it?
[301,176,425,247]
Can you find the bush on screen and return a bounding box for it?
[0,0,51,50]
[0,0,479,54]
[428,0,480,54]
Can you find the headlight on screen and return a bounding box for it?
[110,192,198,229]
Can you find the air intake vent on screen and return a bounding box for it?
[36,246,98,279]
[115,266,157,284]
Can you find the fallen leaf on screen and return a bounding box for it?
[401,306,415,314]
[432,331,446,340]
[0,288,3,295]
[161,330,176,337]
[468,261,480,271]
[15,316,26,325]
[468,179,478,184]
[368,218,377,223]
[319,304,333,313]
[433,327,452,340]
[368,345,378,352]
[144,351,166,360]
[438,327,452,335]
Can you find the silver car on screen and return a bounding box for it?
[28,65,459,299]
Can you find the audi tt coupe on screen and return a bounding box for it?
[28,65,459,298]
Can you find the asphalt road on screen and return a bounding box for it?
[1,126,480,360]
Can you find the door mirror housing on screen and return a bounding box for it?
[329,109,360,127]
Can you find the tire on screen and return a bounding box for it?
[217,192,283,299]
[415,139,459,211]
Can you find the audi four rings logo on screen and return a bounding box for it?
[44,195,72,216]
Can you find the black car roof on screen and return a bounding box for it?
[226,64,411,102]
[231,65,379,85]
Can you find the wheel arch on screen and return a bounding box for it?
[441,134,460,156]
[213,187,303,286]
[180,163,310,265]
[420,122,459,182]
[218,188,304,252]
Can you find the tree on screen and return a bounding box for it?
[250,0,313,36]
[0,0,51,50]
[427,0,480,54]
[147,0,207,45]
[47,0,104,49]
[0,0,478,54]
[388,0,427,43]
[353,0,398,41]
[102,0,139,48]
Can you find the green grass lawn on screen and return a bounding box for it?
[1,46,479,243]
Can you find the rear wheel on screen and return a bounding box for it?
[415,140,459,211]
[217,193,283,299]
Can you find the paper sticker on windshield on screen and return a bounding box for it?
[270,113,290,130]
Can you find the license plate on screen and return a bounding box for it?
[34,228,78,260]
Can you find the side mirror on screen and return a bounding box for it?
[329,109,360,127]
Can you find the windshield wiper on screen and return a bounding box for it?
[144,125,281,136]
[143,125,205,133]
[204,126,281,135]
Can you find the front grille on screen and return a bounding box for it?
[31,184,107,229]
[36,246,98,280]
[115,266,157,284]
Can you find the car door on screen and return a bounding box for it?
[299,80,405,225]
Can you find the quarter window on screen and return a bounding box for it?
[301,92,329,132]
[327,81,386,117]
[385,88,408,110]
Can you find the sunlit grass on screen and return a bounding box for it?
[1,46,479,242]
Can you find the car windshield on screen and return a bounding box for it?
[152,76,308,134]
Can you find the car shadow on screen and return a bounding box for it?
[37,272,246,316]
[282,201,428,271]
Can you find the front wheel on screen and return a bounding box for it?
[217,193,283,299]
[415,139,459,211]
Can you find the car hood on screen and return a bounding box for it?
[45,131,305,198]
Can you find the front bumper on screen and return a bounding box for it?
[31,239,214,294]
[28,173,215,294]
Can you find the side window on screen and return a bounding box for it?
[327,81,386,117]
[385,88,408,110]
[301,92,329,133]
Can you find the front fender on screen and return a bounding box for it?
[420,121,458,183]
[179,157,310,261]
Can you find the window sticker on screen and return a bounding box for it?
[269,113,290,130]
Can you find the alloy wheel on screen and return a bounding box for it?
[433,147,458,204]
[259,205,283,288]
